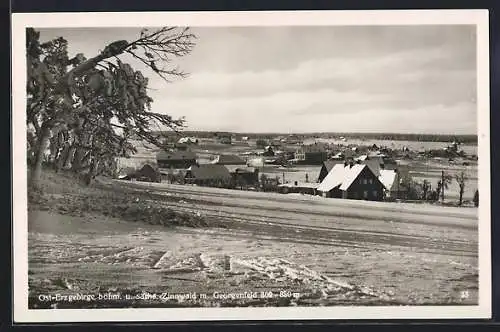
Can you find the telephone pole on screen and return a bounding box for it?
[441,170,445,202]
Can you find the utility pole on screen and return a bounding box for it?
[441,170,445,202]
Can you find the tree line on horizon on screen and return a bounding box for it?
[152,130,478,144]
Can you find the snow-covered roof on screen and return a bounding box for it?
[339,164,367,191]
[378,169,397,191]
[318,164,377,192]
[177,137,198,144]
[317,164,349,192]
[332,152,344,158]
[355,155,368,161]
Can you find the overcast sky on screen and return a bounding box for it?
[38,25,477,134]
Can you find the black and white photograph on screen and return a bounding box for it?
[12,10,491,322]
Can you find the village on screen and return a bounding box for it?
[116,132,479,207]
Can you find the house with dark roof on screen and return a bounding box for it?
[120,164,161,183]
[184,164,232,187]
[359,158,383,177]
[317,163,385,201]
[156,150,197,169]
[295,143,329,165]
[226,165,260,188]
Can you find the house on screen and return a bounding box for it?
[122,164,161,183]
[295,143,329,165]
[378,169,406,199]
[156,150,197,169]
[357,156,383,177]
[211,154,247,165]
[263,146,275,157]
[354,154,399,176]
[317,163,385,201]
[184,164,232,187]
[294,149,306,162]
[226,165,260,188]
[317,159,347,183]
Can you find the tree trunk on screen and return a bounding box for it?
[64,146,76,169]
[84,157,99,186]
[30,125,51,188]
[71,147,86,172]
[55,143,69,172]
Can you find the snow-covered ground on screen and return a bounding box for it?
[28,178,478,308]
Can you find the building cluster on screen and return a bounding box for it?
[278,153,409,201]
[118,135,413,202]
[122,148,260,190]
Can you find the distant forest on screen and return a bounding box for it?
[154,131,478,144]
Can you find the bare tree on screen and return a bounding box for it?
[440,170,452,202]
[455,171,467,206]
[422,179,431,200]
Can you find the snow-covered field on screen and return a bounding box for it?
[28,178,478,308]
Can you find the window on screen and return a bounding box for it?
[373,190,378,198]
[363,191,368,198]
[368,178,373,184]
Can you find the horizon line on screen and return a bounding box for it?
[156,129,478,137]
